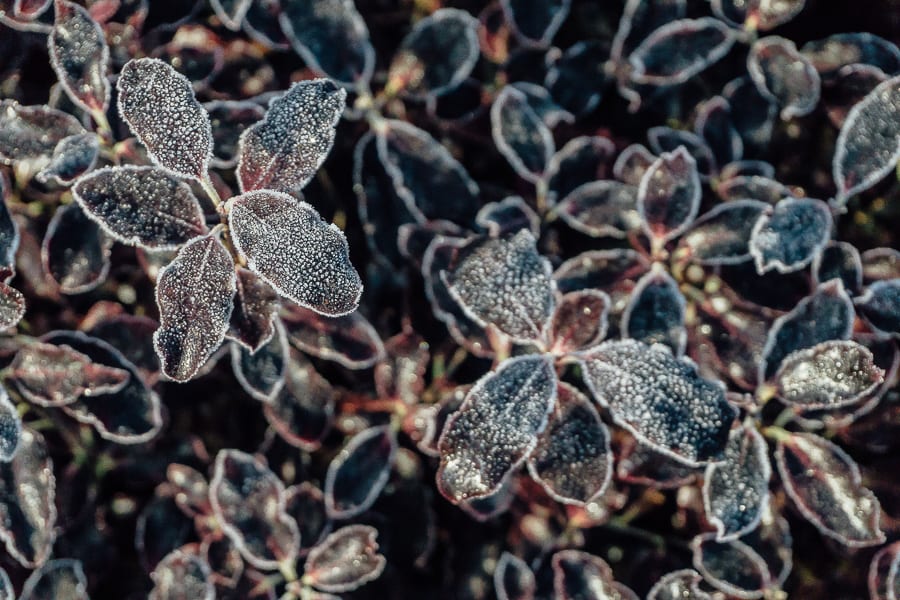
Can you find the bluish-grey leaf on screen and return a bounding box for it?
[622,264,687,355]
[855,278,900,338]
[491,85,555,183]
[48,0,110,114]
[637,147,701,246]
[629,18,735,86]
[679,200,768,266]
[325,425,397,519]
[748,36,821,120]
[749,197,832,274]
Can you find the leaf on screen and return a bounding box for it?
[386,8,479,99]
[303,525,386,593]
[35,132,99,186]
[716,175,790,204]
[822,63,887,130]
[554,181,640,239]
[209,449,300,569]
[544,41,608,116]
[546,136,617,202]
[117,58,213,181]
[153,233,236,382]
[862,248,900,282]
[647,569,712,600]
[227,190,362,316]
[749,197,832,275]
[0,427,56,568]
[226,268,280,353]
[748,36,821,120]
[494,552,535,600]
[501,0,569,47]
[41,203,111,294]
[437,355,557,502]
[812,240,863,292]
[678,200,768,266]
[19,559,87,600]
[776,432,884,547]
[0,101,84,166]
[703,425,771,542]
[491,85,555,183]
[610,0,687,65]
[458,478,515,522]
[579,339,736,466]
[236,79,345,195]
[279,0,374,88]
[547,289,610,354]
[0,282,23,329]
[263,352,335,451]
[622,264,687,355]
[48,0,110,114]
[552,550,638,600]
[374,330,429,405]
[475,196,541,238]
[553,248,650,294]
[722,76,778,155]
[0,387,18,463]
[10,341,129,407]
[773,340,884,408]
[691,534,771,599]
[833,75,900,204]
[637,147,701,246]
[12,0,51,20]
[281,303,384,369]
[647,127,717,177]
[868,541,900,600]
[285,483,330,556]
[442,230,554,344]
[613,143,656,186]
[802,33,900,78]
[209,0,251,30]
[150,550,214,600]
[629,18,735,86]
[73,166,207,250]
[0,175,16,276]
[527,383,612,505]
[325,425,396,519]
[231,319,288,403]
[856,279,900,338]
[695,96,743,167]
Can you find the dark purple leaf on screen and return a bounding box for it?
[494,552,534,600]
[231,319,288,403]
[150,549,214,600]
[610,0,686,64]
[87,313,161,384]
[552,550,637,600]
[19,559,87,600]
[153,233,236,382]
[822,64,887,129]
[637,147,701,247]
[474,196,540,238]
[243,0,288,49]
[555,181,640,239]
[868,541,900,600]
[226,268,280,353]
[553,248,650,294]
[580,339,736,466]
[35,132,99,186]
[547,289,610,354]
[647,569,711,600]
[749,197,832,275]
[210,0,251,30]
[0,101,84,166]
[49,0,110,114]
[236,79,345,195]
[501,0,569,47]
[280,302,384,369]
[647,127,717,177]
[491,85,554,183]
[284,483,330,556]
[695,96,742,166]
[263,352,335,451]
[856,279,900,338]
[42,203,110,294]
[73,166,207,250]
[776,432,884,547]
[802,33,900,78]
[612,143,656,186]
[615,434,698,489]
[437,355,557,502]
[691,534,771,599]
[204,100,266,170]
[862,248,900,282]
[812,240,862,292]
[678,200,768,266]
[227,190,361,316]
[544,41,608,115]
[325,425,396,519]
[458,478,515,522]
[715,175,790,204]
[303,525,385,593]
[527,383,612,505]
[117,58,213,181]
[12,0,50,20]
[748,36,820,120]
[209,449,300,569]
[167,464,209,518]
[546,136,616,202]
[629,18,735,86]
[622,265,687,355]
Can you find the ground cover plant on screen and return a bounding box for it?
[0,0,898,598]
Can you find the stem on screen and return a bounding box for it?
[200,174,223,209]
[91,108,114,147]
[535,178,549,215]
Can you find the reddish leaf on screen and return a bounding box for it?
[547,289,610,354]
[226,268,280,353]
[280,303,384,369]
[263,353,335,451]
[637,147,701,246]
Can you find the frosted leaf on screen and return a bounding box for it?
[280,302,384,369]
[150,550,214,600]
[759,279,854,380]
[547,289,610,354]
[695,96,742,167]
[637,147,701,245]
[227,190,362,316]
[0,175,16,275]
[703,425,771,542]
[231,319,287,403]
[73,166,207,250]
[613,143,656,186]
[622,265,687,355]
[0,427,56,568]
[12,0,51,19]
[0,282,24,329]
[527,382,612,505]
[209,0,251,30]
[387,8,479,99]
[48,0,110,113]
[751,0,807,30]
[610,0,687,64]
[243,0,288,48]
[647,127,717,177]
[544,41,608,116]
[749,197,831,275]
[716,175,790,204]
[616,434,698,488]
[555,181,640,239]
[442,230,554,344]
[437,355,557,502]
[833,75,900,204]
[868,541,900,600]
[35,132,99,186]
[0,387,18,462]
[812,240,862,292]
[494,552,535,600]
[856,279,900,338]
[458,478,515,522]
[553,249,650,294]
[41,203,111,294]
[545,136,616,203]
[722,76,778,155]
[579,339,736,466]
[691,534,771,599]
[263,353,335,451]
[0,101,83,165]
[279,0,374,88]
[748,37,820,120]
[679,200,768,266]
[303,525,385,593]
[647,569,712,600]
[774,340,884,408]
[374,330,429,406]
[325,425,396,519]
[776,432,884,547]
[226,268,280,353]
[236,79,345,195]
[501,0,569,47]
[802,33,900,78]
[10,341,129,407]
[285,483,330,556]
[117,58,213,181]
[629,18,735,86]
[153,233,236,382]
[209,449,300,569]
[822,64,888,130]
[19,559,87,600]
[475,196,541,238]
[552,550,637,600]
[204,100,266,170]
[491,85,555,184]
[862,248,900,282]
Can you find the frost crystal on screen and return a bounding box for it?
[749,197,832,274]
[48,0,110,113]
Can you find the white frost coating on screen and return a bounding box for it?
[73,166,207,250]
[304,525,386,593]
[0,282,25,329]
[680,200,769,266]
[647,569,711,600]
[491,85,555,184]
[209,449,300,570]
[501,0,571,47]
[629,18,735,86]
[691,533,772,599]
[0,100,84,165]
[702,425,771,542]
[833,75,900,205]
[855,279,900,338]
[494,552,536,600]
[475,196,541,238]
[117,58,213,181]
[19,559,87,600]
[554,180,641,239]
[230,318,288,404]
[774,340,884,408]
[227,190,362,316]
[48,0,110,113]
[437,355,557,503]
[637,147,701,245]
[776,432,885,547]
[35,132,99,186]
[236,79,345,195]
[747,36,820,120]
[749,197,832,275]
[442,229,555,344]
[621,264,687,356]
[209,0,252,30]
[0,386,20,462]
[150,550,215,600]
[324,425,397,520]
[153,233,236,382]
